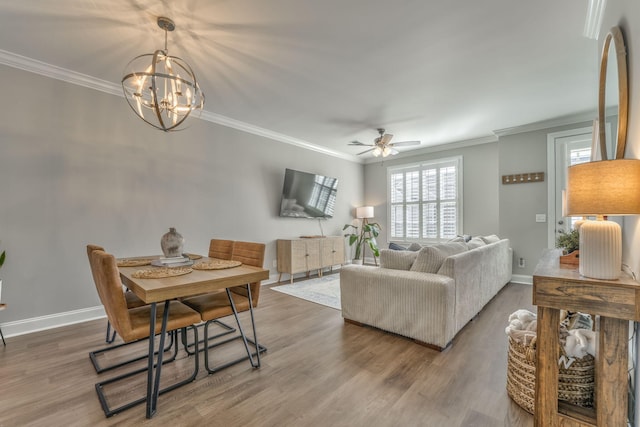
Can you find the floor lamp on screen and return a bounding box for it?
[356,206,378,266]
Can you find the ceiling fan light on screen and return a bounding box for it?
[382,146,391,157]
[372,147,382,157]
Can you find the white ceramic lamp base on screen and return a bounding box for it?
[578,219,621,280]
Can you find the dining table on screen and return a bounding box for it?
[117,255,269,419]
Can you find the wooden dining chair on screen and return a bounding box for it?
[87,244,146,344]
[181,240,266,373]
[89,249,201,417]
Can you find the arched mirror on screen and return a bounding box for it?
[598,26,628,160]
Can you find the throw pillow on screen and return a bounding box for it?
[388,242,406,251]
[466,237,486,249]
[410,242,468,273]
[407,242,422,251]
[480,234,500,244]
[380,249,418,270]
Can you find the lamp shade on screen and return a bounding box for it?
[565,159,640,280]
[565,159,640,216]
[356,206,374,219]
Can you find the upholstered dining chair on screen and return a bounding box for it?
[181,238,237,355]
[181,240,266,373]
[86,244,146,344]
[208,238,234,260]
[87,244,175,375]
[89,249,201,417]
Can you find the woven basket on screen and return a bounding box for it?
[506,336,594,414]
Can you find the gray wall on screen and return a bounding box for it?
[363,142,500,248]
[498,121,593,276]
[0,65,363,323]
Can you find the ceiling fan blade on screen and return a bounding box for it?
[391,140,421,147]
[349,140,372,146]
[389,148,399,156]
[357,147,376,155]
[380,133,393,144]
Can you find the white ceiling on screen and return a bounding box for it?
[0,0,599,161]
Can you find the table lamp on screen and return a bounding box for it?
[565,159,640,279]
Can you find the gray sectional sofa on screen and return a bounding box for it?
[339,236,512,350]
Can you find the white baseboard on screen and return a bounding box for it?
[3,268,343,338]
[511,274,533,285]
[2,305,106,338]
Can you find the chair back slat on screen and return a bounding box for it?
[230,241,265,306]
[90,250,134,341]
[208,239,234,260]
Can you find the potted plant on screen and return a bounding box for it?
[343,222,381,264]
[556,228,579,265]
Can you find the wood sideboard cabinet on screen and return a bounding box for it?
[277,237,345,284]
[533,250,640,427]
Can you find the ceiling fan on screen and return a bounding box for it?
[349,128,420,157]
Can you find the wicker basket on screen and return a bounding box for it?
[506,336,594,414]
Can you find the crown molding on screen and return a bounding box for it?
[492,110,596,137]
[0,49,360,163]
[0,49,121,96]
[363,135,497,164]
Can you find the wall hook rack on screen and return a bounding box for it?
[501,172,545,185]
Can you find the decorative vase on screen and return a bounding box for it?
[161,227,184,258]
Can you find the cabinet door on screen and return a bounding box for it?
[290,239,308,274]
[331,237,345,265]
[320,237,344,267]
[320,238,334,268]
[305,239,321,270]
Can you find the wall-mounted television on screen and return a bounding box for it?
[279,168,338,219]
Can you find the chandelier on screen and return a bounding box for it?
[122,17,205,132]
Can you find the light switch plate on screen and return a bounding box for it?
[536,214,546,223]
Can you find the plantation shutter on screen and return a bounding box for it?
[388,157,462,242]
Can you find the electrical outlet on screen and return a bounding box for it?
[519,258,525,268]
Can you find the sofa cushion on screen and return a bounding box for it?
[410,242,468,273]
[388,242,406,251]
[466,237,486,249]
[380,249,418,270]
[480,234,500,244]
[407,242,422,251]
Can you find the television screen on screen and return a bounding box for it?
[280,168,338,218]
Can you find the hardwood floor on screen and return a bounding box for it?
[0,277,534,426]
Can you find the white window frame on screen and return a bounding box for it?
[387,156,463,244]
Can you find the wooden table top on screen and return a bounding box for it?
[118,256,269,304]
[533,248,640,321]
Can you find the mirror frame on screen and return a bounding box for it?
[598,26,628,160]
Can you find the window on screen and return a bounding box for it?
[388,156,462,243]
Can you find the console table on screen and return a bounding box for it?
[277,236,344,283]
[533,251,639,426]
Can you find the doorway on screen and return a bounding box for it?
[546,126,594,248]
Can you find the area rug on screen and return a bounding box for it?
[271,274,341,310]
